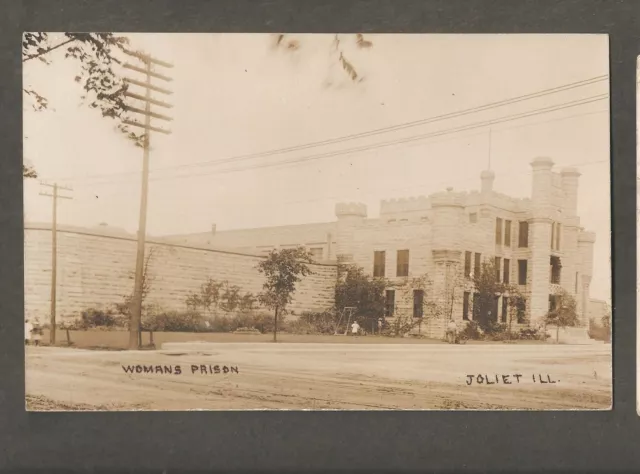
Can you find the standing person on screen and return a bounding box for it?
[350,320,360,337]
[446,319,458,344]
[25,319,33,346]
[32,320,43,347]
[377,318,383,336]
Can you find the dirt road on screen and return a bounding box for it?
[25,343,611,411]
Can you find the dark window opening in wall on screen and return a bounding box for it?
[555,223,561,250]
[518,259,528,285]
[385,290,395,317]
[373,251,386,277]
[516,298,526,323]
[503,258,510,283]
[494,257,501,282]
[518,221,529,248]
[463,292,470,320]
[472,292,480,320]
[464,251,472,278]
[413,290,424,318]
[550,256,562,284]
[501,297,509,323]
[549,294,560,312]
[310,247,323,261]
[469,213,478,223]
[504,220,512,246]
[495,217,503,245]
[490,296,499,323]
[397,250,410,277]
[474,252,481,277]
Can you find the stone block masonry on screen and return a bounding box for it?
[24,224,338,323]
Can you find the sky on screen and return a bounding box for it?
[23,34,610,301]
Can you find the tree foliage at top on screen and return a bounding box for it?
[472,259,523,330]
[256,247,314,316]
[544,288,580,342]
[334,264,387,319]
[272,33,374,86]
[22,32,145,177]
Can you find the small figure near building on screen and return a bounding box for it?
[32,320,43,347]
[377,318,383,335]
[350,320,360,337]
[446,319,458,344]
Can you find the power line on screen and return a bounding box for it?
[75,93,608,188]
[52,74,608,184]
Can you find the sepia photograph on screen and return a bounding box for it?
[23,33,612,411]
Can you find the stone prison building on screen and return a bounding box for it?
[25,157,604,339]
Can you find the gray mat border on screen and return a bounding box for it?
[0,0,637,472]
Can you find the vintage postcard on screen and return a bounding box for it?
[23,33,611,411]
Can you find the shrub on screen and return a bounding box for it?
[143,310,206,332]
[517,327,548,341]
[459,321,482,340]
[77,308,120,329]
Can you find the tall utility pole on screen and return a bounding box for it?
[121,49,173,350]
[39,182,73,345]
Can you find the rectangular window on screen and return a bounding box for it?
[555,223,561,250]
[518,221,529,248]
[494,257,501,283]
[504,220,512,247]
[385,290,395,317]
[373,251,386,277]
[503,258,510,284]
[397,250,410,277]
[495,218,503,245]
[516,298,526,323]
[549,294,559,312]
[309,247,324,261]
[463,292,470,321]
[464,251,472,278]
[501,297,508,323]
[413,290,424,318]
[518,259,528,285]
[474,252,481,277]
[473,292,480,320]
[469,213,478,223]
[550,256,561,285]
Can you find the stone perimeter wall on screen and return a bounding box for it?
[24,225,338,323]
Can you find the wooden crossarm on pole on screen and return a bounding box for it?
[124,91,173,109]
[122,119,172,135]
[125,105,173,122]
[124,77,173,95]
[39,192,72,199]
[122,48,174,68]
[123,63,173,82]
[40,182,73,191]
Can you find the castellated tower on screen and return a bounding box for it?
[334,202,367,263]
[577,231,596,327]
[430,188,465,320]
[528,156,555,325]
[559,167,582,296]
